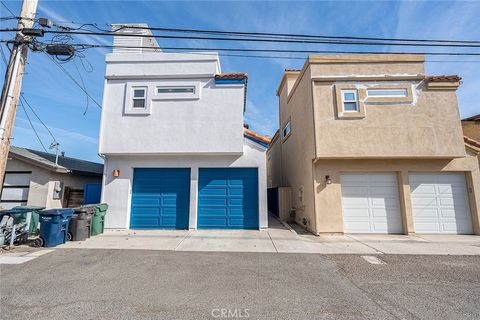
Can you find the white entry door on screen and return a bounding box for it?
[410,173,472,234]
[341,173,403,233]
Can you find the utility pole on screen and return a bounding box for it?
[0,0,39,184]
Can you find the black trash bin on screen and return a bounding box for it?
[68,207,94,241]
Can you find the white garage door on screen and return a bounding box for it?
[0,172,31,209]
[341,173,403,233]
[410,173,472,234]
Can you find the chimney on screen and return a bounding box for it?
[111,23,161,54]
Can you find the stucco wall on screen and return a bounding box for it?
[99,78,245,154]
[102,139,268,229]
[99,53,245,155]
[313,155,480,235]
[266,133,282,188]
[277,67,317,233]
[308,54,425,77]
[5,158,101,208]
[309,56,466,159]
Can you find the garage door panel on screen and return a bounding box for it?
[342,197,370,207]
[131,168,190,229]
[198,168,259,229]
[410,173,472,234]
[341,186,369,196]
[414,209,440,218]
[198,208,228,216]
[202,188,228,196]
[344,221,372,233]
[130,218,160,227]
[341,173,403,233]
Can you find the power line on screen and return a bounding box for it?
[3,28,480,49]
[36,29,480,49]
[110,24,480,45]
[32,20,480,45]
[0,43,7,65]
[4,39,480,61]
[47,55,102,109]
[19,99,48,153]
[0,2,15,17]
[53,43,480,56]
[19,94,57,143]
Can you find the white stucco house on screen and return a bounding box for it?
[99,25,269,230]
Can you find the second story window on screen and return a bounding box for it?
[341,90,359,112]
[132,88,147,109]
[153,82,200,100]
[157,86,195,94]
[367,88,408,98]
[282,120,291,139]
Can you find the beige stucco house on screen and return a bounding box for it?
[267,54,480,235]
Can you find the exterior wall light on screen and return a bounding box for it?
[113,169,120,177]
[325,175,332,185]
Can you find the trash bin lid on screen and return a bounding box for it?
[39,209,74,217]
[0,208,37,215]
[96,203,108,211]
[12,205,46,212]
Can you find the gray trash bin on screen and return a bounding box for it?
[68,207,93,241]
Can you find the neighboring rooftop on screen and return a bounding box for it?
[244,128,271,148]
[463,114,480,121]
[9,146,103,176]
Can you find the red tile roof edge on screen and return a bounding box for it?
[425,75,461,82]
[244,128,271,145]
[215,73,248,80]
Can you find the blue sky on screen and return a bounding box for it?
[1,0,479,162]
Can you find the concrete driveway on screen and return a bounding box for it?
[1,249,480,320]
[57,216,480,255]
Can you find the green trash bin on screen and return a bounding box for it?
[12,205,45,236]
[87,203,108,236]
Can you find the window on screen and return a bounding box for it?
[367,88,408,98]
[282,121,291,139]
[157,86,195,94]
[132,88,146,109]
[153,82,200,100]
[341,90,359,112]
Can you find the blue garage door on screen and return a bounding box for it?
[130,168,190,229]
[198,168,259,229]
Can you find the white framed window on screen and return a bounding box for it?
[157,86,196,94]
[367,88,408,98]
[282,121,291,139]
[341,90,359,112]
[153,82,200,100]
[124,84,151,115]
[132,87,147,109]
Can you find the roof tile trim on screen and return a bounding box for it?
[215,73,248,80]
[244,128,271,145]
[425,75,461,82]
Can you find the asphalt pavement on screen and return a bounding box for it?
[1,249,479,320]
